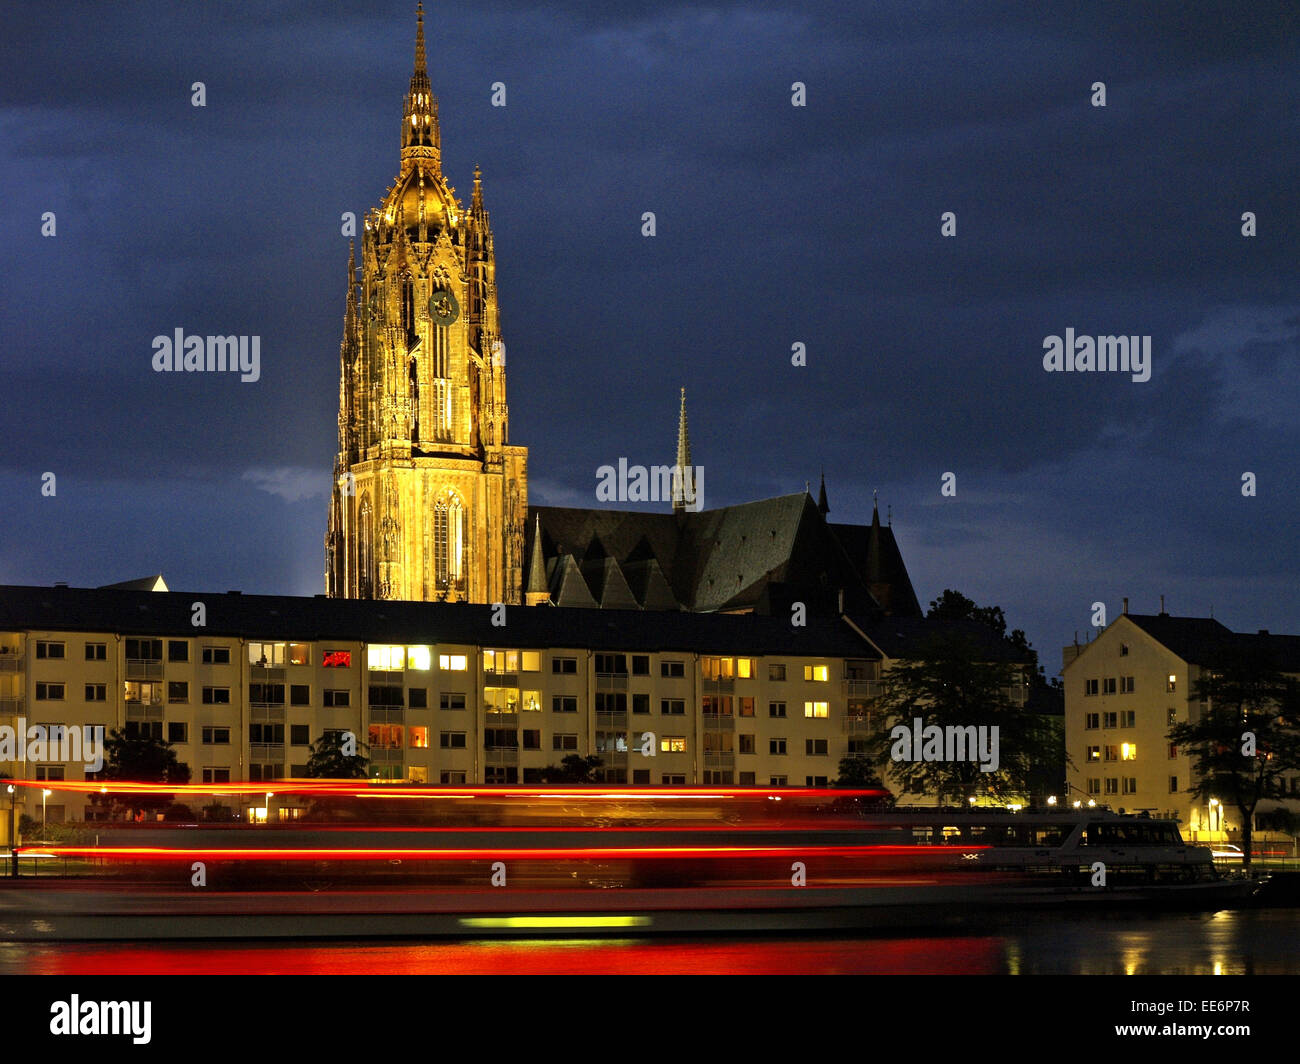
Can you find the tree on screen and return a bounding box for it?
[92,728,191,820]
[538,755,603,783]
[867,627,1060,804]
[1167,649,1300,869]
[304,730,369,779]
[833,757,888,790]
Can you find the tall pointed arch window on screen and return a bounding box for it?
[358,495,374,598]
[432,491,466,593]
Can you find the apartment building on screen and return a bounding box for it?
[1063,605,1300,833]
[0,582,896,822]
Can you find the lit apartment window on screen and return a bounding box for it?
[1121,743,1137,761]
[202,687,231,705]
[249,642,286,667]
[701,695,732,717]
[1087,745,1101,761]
[660,660,685,678]
[1120,676,1135,693]
[769,664,786,681]
[168,640,189,663]
[406,646,432,671]
[323,690,350,707]
[368,645,405,670]
[1169,776,1178,793]
[485,649,540,673]
[553,734,578,751]
[738,697,755,717]
[737,659,753,679]
[439,654,468,671]
[769,702,787,719]
[553,657,578,675]
[1167,708,1177,725]
[805,739,828,756]
[552,696,577,713]
[1085,679,1099,696]
[770,738,787,755]
[804,701,829,719]
[439,732,466,749]
[409,727,429,749]
[660,699,684,715]
[1167,675,1177,693]
[661,737,687,753]
[322,650,351,668]
[35,683,64,701]
[84,643,106,661]
[36,641,65,660]
[440,692,467,711]
[804,665,829,682]
[84,684,107,702]
[288,643,310,666]
[202,646,231,665]
[1084,713,1100,729]
[1103,678,1117,695]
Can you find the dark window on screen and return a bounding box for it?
[631,655,650,676]
[440,692,466,711]
[168,681,188,703]
[522,730,541,750]
[84,643,106,661]
[552,696,577,713]
[408,688,428,709]
[202,646,231,665]
[323,689,350,707]
[167,722,187,744]
[660,660,685,678]
[632,693,650,714]
[291,725,310,746]
[125,638,162,662]
[168,640,189,663]
[552,657,578,674]
[290,684,310,706]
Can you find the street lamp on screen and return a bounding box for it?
[6,784,15,878]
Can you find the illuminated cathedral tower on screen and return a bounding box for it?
[326,5,528,603]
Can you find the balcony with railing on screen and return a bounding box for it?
[704,751,736,769]
[369,746,403,763]
[250,702,286,722]
[250,663,287,683]
[702,712,735,731]
[844,714,875,735]
[125,700,164,721]
[485,746,519,766]
[250,742,285,762]
[843,679,884,699]
[369,706,404,724]
[125,658,164,681]
[0,651,25,672]
[595,710,627,730]
[596,672,629,691]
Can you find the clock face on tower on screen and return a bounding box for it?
[428,288,459,326]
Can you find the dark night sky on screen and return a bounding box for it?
[2,1,1297,673]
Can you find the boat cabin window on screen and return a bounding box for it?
[1082,822,1181,845]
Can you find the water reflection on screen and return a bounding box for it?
[0,910,1294,975]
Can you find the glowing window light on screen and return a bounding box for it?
[406,646,432,671]
[459,915,652,930]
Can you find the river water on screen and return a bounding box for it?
[1,908,1295,975]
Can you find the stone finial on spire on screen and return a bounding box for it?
[672,387,696,513]
[402,3,439,165]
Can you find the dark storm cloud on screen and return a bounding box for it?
[1,0,1296,659]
